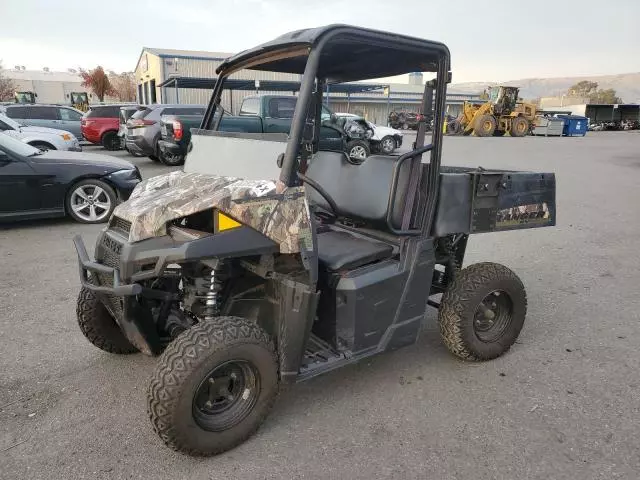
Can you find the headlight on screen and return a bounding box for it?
[107,169,138,181]
[60,133,72,141]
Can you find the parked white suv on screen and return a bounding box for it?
[335,113,403,154]
[0,113,81,151]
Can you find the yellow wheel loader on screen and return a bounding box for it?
[447,86,536,137]
[69,92,90,112]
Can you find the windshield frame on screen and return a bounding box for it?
[203,28,450,208]
[0,132,42,157]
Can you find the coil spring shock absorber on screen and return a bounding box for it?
[202,261,225,321]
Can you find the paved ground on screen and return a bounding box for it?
[1,132,639,479]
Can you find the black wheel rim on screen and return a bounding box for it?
[192,360,260,432]
[473,290,513,343]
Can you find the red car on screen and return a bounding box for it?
[81,104,138,150]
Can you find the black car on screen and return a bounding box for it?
[0,133,141,224]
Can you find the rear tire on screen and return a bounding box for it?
[438,262,527,361]
[473,115,497,137]
[379,136,396,154]
[510,117,529,137]
[147,317,278,456]
[101,131,120,151]
[76,287,137,354]
[160,151,185,166]
[346,140,370,164]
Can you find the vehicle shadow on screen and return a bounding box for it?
[0,216,95,233]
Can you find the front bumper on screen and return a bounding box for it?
[73,233,165,355]
[67,141,83,152]
[73,235,142,296]
[104,173,140,201]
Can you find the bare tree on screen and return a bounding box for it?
[110,72,137,102]
[0,61,15,102]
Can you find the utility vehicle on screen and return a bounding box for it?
[73,25,556,456]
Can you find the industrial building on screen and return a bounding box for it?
[1,68,95,105]
[134,47,481,123]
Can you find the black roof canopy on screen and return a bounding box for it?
[217,24,450,83]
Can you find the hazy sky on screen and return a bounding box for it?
[2,0,639,83]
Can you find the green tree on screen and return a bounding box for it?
[567,80,598,97]
[567,80,623,104]
[590,88,623,104]
[0,61,15,102]
[79,66,115,102]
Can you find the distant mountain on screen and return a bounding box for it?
[450,73,640,103]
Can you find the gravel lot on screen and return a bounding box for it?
[1,132,639,480]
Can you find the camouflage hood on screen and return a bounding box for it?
[112,171,312,254]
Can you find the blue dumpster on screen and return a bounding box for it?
[557,115,588,137]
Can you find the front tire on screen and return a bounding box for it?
[29,141,56,151]
[147,317,278,456]
[76,287,137,354]
[66,179,116,223]
[438,262,527,361]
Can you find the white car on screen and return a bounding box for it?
[335,113,403,154]
[0,113,82,151]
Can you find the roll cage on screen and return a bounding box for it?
[201,24,451,237]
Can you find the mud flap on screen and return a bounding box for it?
[274,278,320,383]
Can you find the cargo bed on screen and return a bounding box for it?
[432,166,556,236]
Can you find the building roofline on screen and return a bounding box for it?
[157,53,227,62]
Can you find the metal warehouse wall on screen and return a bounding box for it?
[161,88,297,112]
[157,54,300,107]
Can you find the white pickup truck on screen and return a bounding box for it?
[0,113,82,151]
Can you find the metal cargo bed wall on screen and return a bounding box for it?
[432,169,556,237]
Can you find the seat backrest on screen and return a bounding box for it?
[305,151,414,230]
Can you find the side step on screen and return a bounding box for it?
[298,334,348,381]
[297,334,379,382]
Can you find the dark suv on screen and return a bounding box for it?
[82,104,138,150]
[125,104,206,161]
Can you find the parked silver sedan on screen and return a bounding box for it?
[0,114,81,151]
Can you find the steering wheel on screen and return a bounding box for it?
[297,172,339,217]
